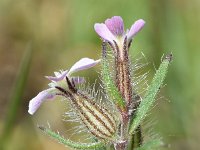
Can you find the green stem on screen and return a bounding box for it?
[127,134,134,150]
[127,125,142,150]
[133,125,143,148]
[39,126,105,149]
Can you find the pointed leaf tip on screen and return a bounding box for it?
[129,54,171,134]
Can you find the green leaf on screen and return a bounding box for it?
[0,45,32,149]
[129,54,172,134]
[135,139,163,150]
[39,126,105,149]
[101,58,125,110]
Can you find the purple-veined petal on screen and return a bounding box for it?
[45,70,68,82]
[105,16,124,36]
[28,88,56,115]
[127,19,145,40]
[71,77,85,84]
[68,58,100,75]
[94,23,116,43]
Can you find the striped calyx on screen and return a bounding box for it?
[114,37,133,106]
[74,94,117,140]
[55,77,118,141]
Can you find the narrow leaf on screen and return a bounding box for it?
[129,54,172,134]
[39,126,105,149]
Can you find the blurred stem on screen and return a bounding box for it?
[0,45,32,149]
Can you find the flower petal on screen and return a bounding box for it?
[71,77,85,84]
[127,19,145,40]
[94,23,116,43]
[45,70,68,82]
[28,88,56,115]
[105,16,124,36]
[68,58,100,75]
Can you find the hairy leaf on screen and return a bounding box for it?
[129,54,172,134]
[39,126,105,149]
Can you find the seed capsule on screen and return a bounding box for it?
[55,77,117,141]
[73,93,117,140]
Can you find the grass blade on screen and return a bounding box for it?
[0,45,32,148]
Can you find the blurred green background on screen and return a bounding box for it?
[0,0,199,149]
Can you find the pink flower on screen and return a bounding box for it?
[28,58,100,115]
[94,16,145,61]
[94,16,145,45]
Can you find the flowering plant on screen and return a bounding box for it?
[28,16,172,150]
